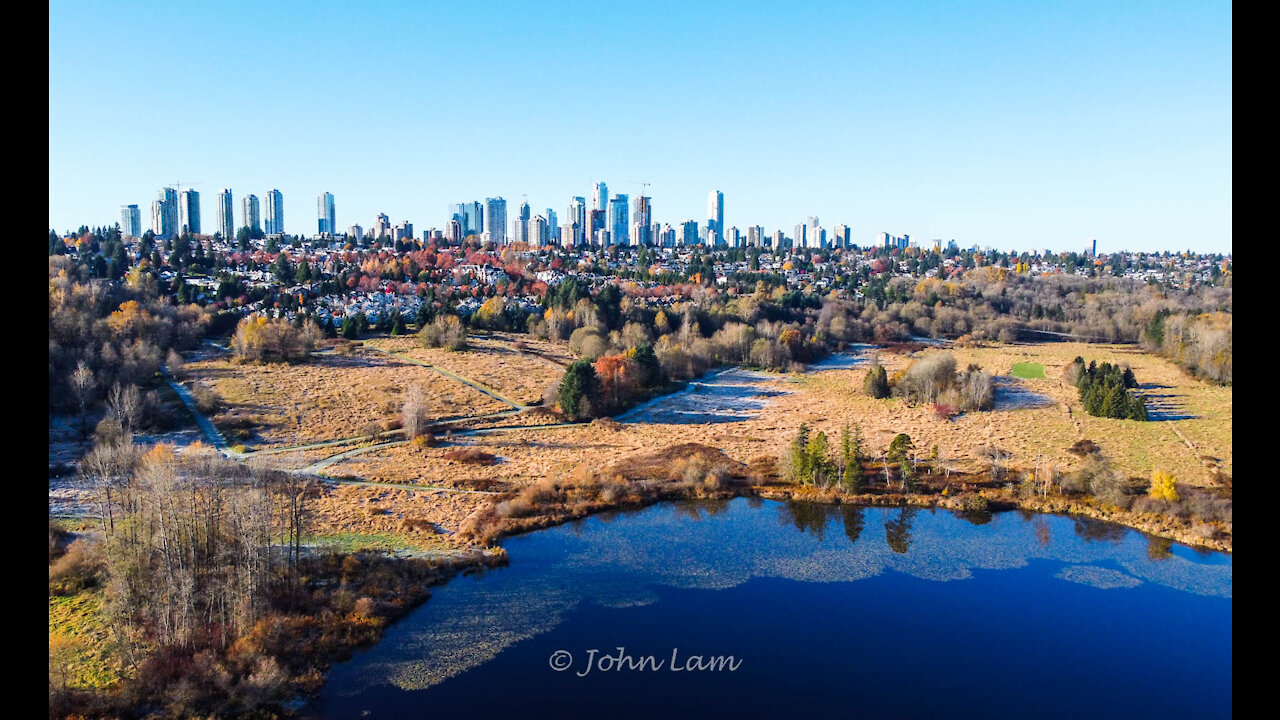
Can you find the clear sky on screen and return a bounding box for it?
[49,0,1231,253]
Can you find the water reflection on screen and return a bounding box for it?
[319,498,1231,705]
[1072,515,1129,544]
[781,500,830,540]
[840,505,865,545]
[884,507,917,553]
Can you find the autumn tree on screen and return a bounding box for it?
[594,354,641,414]
[1148,469,1180,502]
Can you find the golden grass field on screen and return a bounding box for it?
[365,333,571,406]
[181,339,1229,547]
[305,341,1229,538]
[181,348,509,449]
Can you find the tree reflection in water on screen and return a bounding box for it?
[884,507,917,553]
[841,505,865,545]
[1072,516,1128,544]
[781,500,830,540]
[671,498,733,521]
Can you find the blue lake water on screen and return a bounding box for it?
[311,499,1231,719]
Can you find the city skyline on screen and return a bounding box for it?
[50,1,1230,253]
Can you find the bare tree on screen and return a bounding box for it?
[107,382,143,435]
[401,384,431,438]
[70,361,96,437]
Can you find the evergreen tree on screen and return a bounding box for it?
[789,424,813,486]
[840,422,865,492]
[864,363,890,399]
[415,302,433,329]
[887,433,916,490]
[340,316,358,340]
[807,431,832,487]
[558,360,599,421]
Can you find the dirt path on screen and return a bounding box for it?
[163,366,235,456]
[363,345,528,410]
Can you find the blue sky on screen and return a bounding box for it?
[49,0,1231,253]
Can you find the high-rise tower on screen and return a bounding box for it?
[264,189,284,235]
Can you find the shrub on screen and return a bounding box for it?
[49,539,103,596]
[418,315,467,351]
[231,313,321,363]
[189,383,223,415]
[441,448,499,465]
[568,326,608,360]
[401,384,431,438]
[893,352,992,411]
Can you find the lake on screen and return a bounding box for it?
[311,498,1232,719]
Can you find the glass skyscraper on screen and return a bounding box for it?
[317,192,336,235]
[265,189,284,235]
[242,195,261,233]
[120,204,141,237]
[450,201,483,237]
[217,189,234,239]
[707,190,724,241]
[179,190,201,235]
[483,197,507,244]
[593,182,608,212]
[566,197,586,246]
[153,187,178,239]
[608,194,629,246]
[633,196,652,246]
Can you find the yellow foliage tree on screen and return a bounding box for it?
[1148,469,1180,502]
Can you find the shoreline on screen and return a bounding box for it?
[470,479,1231,555]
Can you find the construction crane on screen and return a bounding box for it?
[629,180,651,197]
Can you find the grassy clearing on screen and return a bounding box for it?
[182,349,506,448]
[1010,362,1046,379]
[367,334,567,406]
[307,482,489,549]
[49,590,127,690]
[300,530,450,554]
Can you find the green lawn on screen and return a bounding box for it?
[1010,362,1046,379]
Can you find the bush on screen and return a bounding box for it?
[441,448,499,465]
[418,315,467,351]
[893,352,992,411]
[231,313,322,363]
[49,539,103,596]
[568,326,608,360]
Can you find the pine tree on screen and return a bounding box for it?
[864,364,890,399]
[789,424,812,486]
[341,316,358,340]
[841,422,865,493]
[807,431,831,487]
